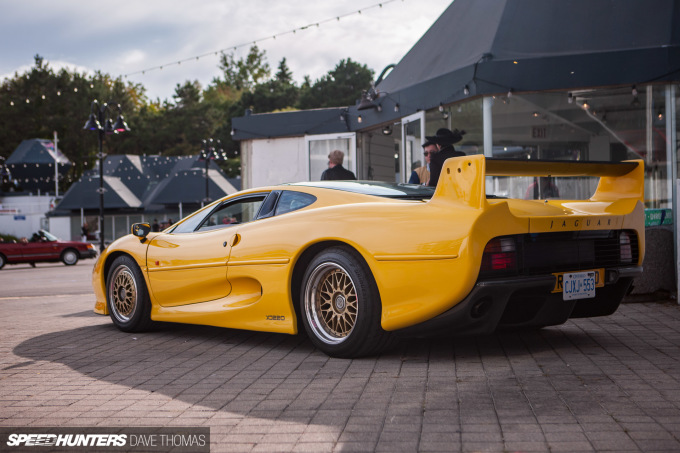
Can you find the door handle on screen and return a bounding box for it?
[230,234,241,247]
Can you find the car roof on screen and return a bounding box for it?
[285,180,435,199]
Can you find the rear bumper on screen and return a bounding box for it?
[396,266,642,337]
[82,249,98,259]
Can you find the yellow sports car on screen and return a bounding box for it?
[92,156,644,357]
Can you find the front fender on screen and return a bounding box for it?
[92,234,156,315]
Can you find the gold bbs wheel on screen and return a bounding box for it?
[109,265,138,323]
[304,262,358,344]
[106,256,153,332]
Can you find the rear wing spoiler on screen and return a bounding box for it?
[432,155,644,209]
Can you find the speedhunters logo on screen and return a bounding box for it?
[1,428,209,452]
[7,434,126,447]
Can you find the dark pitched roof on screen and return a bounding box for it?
[142,158,237,206]
[56,170,142,210]
[232,108,349,140]
[5,139,72,193]
[55,154,238,212]
[378,0,680,112]
[233,0,680,137]
[6,139,71,165]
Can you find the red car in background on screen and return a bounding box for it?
[0,229,97,269]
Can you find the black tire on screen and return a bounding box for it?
[61,248,79,266]
[300,246,396,358]
[0,254,5,270]
[106,255,153,332]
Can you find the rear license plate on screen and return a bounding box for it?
[552,268,604,293]
[561,271,596,300]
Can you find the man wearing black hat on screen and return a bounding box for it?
[426,128,465,187]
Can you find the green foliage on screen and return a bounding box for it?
[218,45,271,91]
[0,55,145,186]
[0,50,376,186]
[239,58,299,114]
[0,233,19,243]
[297,58,374,109]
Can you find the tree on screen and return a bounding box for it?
[172,80,202,108]
[239,58,298,114]
[275,58,293,85]
[218,45,271,92]
[297,58,374,109]
[0,55,145,189]
[0,52,378,187]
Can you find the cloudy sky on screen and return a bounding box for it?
[1,0,451,101]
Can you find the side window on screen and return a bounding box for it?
[197,196,266,232]
[275,191,317,216]
[257,191,281,220]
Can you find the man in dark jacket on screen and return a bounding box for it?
[426,128,466,187]
[321,149,356,181]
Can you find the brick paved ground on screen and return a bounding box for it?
[1,262,680,452]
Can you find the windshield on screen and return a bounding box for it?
[39,230,58,241]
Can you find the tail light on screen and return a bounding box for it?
[620,231,633,263]
[481,237,517,274]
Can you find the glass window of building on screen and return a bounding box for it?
[307,135,355,182]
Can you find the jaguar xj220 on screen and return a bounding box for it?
[92,155,644,357]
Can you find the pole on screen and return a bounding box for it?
[666,84,678,302]
[53,131,59,198]
[483,96,494,194]
[98,125,105,252]
[84,99,127,251]
[205,156,210,205]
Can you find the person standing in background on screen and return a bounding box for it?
[426,128,466,188]
[321,150,356,181]
[408,140,437,185]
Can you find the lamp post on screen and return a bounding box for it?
[0,156,10,190]
[199,138,227,205]
[83,100,130,252]
[53,131,59,198]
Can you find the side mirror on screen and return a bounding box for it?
[131,223,151,242]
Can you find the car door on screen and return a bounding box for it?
[26,235,60,261]
[146,193,268,307]
[0,241,25,263]
[224,190,318,312]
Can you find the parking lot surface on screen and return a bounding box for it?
[1,261,680,452]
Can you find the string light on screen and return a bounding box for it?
[124,0,401,78]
